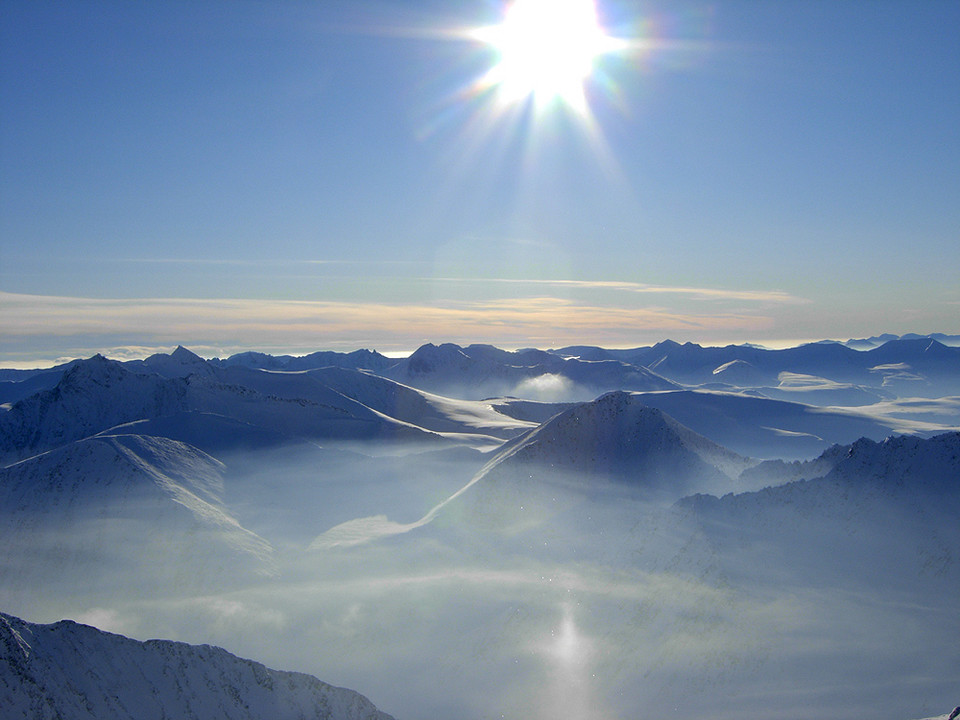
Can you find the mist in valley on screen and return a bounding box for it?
[4,438,958,720]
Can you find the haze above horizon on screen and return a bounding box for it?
[2,0,958,365]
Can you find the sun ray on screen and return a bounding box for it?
[471,0,626,114]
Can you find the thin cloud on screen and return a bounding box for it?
[105,258,419,267]
[431,278,807,304]
[0,291,777,363]
[1,291,777,332]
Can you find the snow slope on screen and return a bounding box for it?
[485,390,752,494]
[678,431,960,590]
[0,355,447,465]
[383,342,678,400]
[623,389,934,460]
[0,355,188,463]
[305,366,535,440]
[0,611,396,720]
[0,433,274,600]
[556,337,960,398]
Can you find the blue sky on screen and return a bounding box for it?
[2,0,959,364]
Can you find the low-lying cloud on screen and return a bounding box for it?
[513,373,578,402]
[4,436,957,720]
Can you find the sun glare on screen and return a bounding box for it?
[474,0,625,112]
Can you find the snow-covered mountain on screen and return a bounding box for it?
[310,391,753,548]
[483,390,752,495]
[678,431,960,589]
[128,344,217,379]
[0,355,188,463]
[0,355,450,465]
[620,389,928,460]
[737,430,960,493]
[0,363,78,405]
[0,348,393,405]
[304,366,535,440]
[0,432,274,599]
[312,391,957,550]
[556,337,960,398]
[422,391,757,541]
[0,611,396,720]
[382,342,679,400]
[843,332,960,350]
[214,348,394,374]
[4,336,958,409]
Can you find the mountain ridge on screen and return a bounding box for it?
[4,335,959,407]
[0,611,396,720]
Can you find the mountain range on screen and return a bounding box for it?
[5,334,959,407]
[0,611,395,720]
[4,337,957,463]
[1,337,958,720]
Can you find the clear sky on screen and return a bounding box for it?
[2,0,959,365]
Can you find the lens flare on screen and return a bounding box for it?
[472,0,626,114]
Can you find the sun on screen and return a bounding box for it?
[473,0,625,112]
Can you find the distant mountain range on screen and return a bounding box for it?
[839,332,960,350]
[556,336,960,398]
[3,334,958,408]
[0,611,396,720]
[1,336,957,469]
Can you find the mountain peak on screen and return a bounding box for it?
[60,354,125,385]
[137,346,212,378]
[653,339,682,350]
[405,343,471,374]
[170,345,204,363]
[491,390,749,496]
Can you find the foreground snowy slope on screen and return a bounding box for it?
[0,611,396,720]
